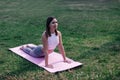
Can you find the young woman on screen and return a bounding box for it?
[20,17,71,68]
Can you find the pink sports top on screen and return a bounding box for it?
[48,33,59,50]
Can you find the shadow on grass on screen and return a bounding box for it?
[0,60,4,65]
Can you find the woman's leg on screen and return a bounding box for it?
[20,46,40,58]
[33,45,45,57]
[26,45,36,50]
[20,46,32,54]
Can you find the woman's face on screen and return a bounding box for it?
[49,18,58,30]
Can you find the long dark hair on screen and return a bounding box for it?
[46,16,58,37]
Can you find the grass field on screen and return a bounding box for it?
[0,0,120,80]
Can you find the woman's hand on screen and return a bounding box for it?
[45,64,54,69]
[64,59,71,64]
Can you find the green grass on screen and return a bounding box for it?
[0,0,120,80]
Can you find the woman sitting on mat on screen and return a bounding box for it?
[20,16,71,68]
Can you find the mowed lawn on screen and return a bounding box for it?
[0,0,120,80]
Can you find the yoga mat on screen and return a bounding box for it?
[9,44,82,73]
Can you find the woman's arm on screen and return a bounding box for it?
[42,32,53,68]
[57,31,66,61]
[42,33,48,66]
[57,31,71,63]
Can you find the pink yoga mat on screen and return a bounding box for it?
[9,44,82,73]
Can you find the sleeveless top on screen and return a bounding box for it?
[48,33,59,50]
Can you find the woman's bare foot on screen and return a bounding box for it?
[20,46,24,50]
[26,44,29,47]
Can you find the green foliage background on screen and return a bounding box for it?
[0,0,120,80]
